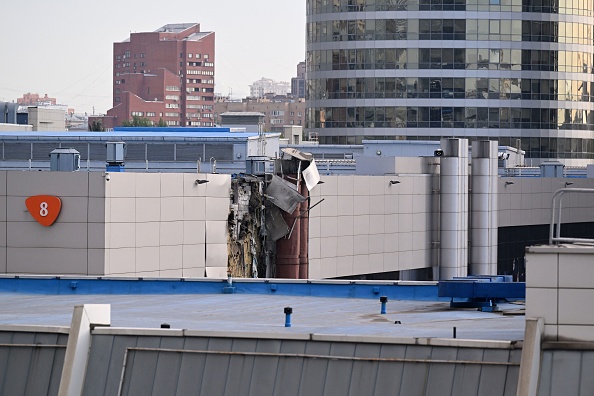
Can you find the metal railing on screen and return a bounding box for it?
[549,188,594,244]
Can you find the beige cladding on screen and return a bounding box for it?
[0,171,230,277]
[1,168,594,279]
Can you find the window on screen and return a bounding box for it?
[166,86,180,91]
[180,52,184,58]
[204,54,209,59]
[270,110,285,116]
[204,62,214,67]
[188,53,193,58]
[131,111,144,116]
[146,112,156,117]
[165,112,179,117]
[195,53,201,58]
[140,53,145,58]
[166,95,179,100]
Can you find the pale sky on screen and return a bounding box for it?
[0,0,306,115]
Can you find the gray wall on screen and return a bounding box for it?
[83,330,521,396]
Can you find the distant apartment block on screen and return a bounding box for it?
[17,93,57,106]
[105,23,215,128]
[249,78,290,98]
[291,61,306,99]
[214,97,305,133]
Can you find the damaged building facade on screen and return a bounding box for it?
[0,128,593,279]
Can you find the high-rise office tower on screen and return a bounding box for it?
[306,0,594,164]
[107,23,215,127]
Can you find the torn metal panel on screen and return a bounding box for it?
[281,147,314,162]
[265,175,306,213]
[265,206,290,241]
[302,159,320,191]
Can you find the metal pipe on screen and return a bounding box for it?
[380,296,388,314]
[284,307,292,327]
[549,188,594,244]
[124,347,520,366]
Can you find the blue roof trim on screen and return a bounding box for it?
[0,131,260,139]
[114,127,234,133]
[0,277,447,301]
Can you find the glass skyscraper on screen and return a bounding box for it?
[306,0,594,163]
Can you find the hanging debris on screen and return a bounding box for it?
[226,148,323,279]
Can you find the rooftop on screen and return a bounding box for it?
[0,277,525,342]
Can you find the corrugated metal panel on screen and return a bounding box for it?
[124,143,145,161]
[199,338,235,395]
[32,143,59,160]
[539,350,584,396]
[82,335,140,396]
[64,143,89,160]
[176,144,203,162]
[4,142,31,160]
[204,144,233,161]
[349,343,382,395]
[92,333,521,396]
[425,347,458,396]
[147,144,174,162]
[89,143,107,162]
[400,345,432,395]
[579,352,594,395]
[451,348,484,396]
[0,331,66,396]
[152,338,185,395]
[298,341,332,396]
[539,350,554,395]
[373,344,407,396]
[275,340,307,396]
[175,337,211,394]
[477,349,512,396]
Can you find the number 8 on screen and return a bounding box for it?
[40,202,48,217]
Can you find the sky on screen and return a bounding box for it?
[0,0,306,115]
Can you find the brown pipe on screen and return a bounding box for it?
[276,176,301,278]
[299,181,309,279]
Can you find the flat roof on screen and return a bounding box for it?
[0,130,267,141]
[0,277,525,341]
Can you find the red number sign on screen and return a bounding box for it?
[25,195,62,227]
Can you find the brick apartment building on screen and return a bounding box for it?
[214,96,305,133]
[17,93,57,106]
[99,23,215,129]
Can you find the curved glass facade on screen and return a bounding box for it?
[306,0,594,161]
